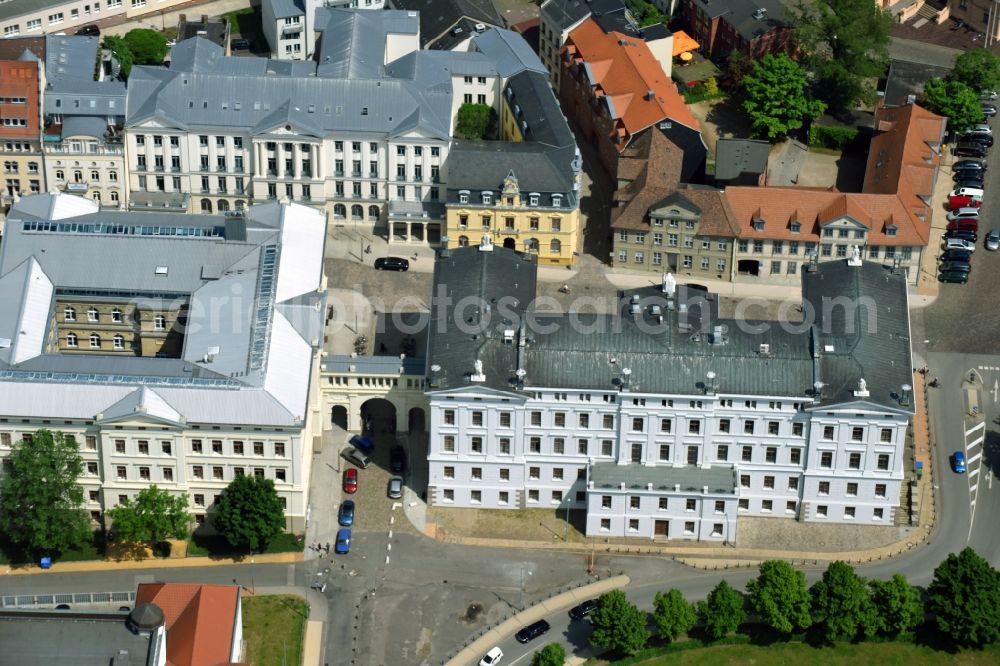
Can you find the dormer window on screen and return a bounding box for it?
[529,193,539,206]
[481,191,492,205]
[789,221,801,233]
[459,190,469,204]
[552,194,562,207]
[886,225,897,237]
[751,218,765,231]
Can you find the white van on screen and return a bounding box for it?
[945,237,977,252]
[949,187,984,199]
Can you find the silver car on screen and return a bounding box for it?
[987,229,1000,251]
[388,475,403,499]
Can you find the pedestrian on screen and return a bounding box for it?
[325,542,331,554]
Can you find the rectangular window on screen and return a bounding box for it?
[686,498,696,511]
[688,420,700,434]
[499,438,511,454]
[787,476,799,491]
[529,437,541,453]
[718,418,730,433]
[659,418,672,433]
[740,474,750,488]
[877,454,890,470]
[499,412,511,427]
[553,438,565,454]
[880,428,892,443]
[763,476,775,489]
[471,467,482,480]
[443,409,455,425]
[741,446,752,462]
[659,444,670,461]
[847,482,858,496]
[820,451,833,468]
[765,447,777,463]
[819,481,830,495]
[844,506,856,519]
[875,483,886,498]
[851,427,864,441]
[631,417,644,432]
[471,411,483,426]
[443,466,455,479]
[470,437,483,453]
[716,444,728,461]
[823,425,835,440]
[577,439,588,455]
[443,436,455,452]
[849,452,861,469]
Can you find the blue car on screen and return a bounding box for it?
[349,434,374,454]
[338,500,355,526]
[953,451,967,473]
[335,528,351,554]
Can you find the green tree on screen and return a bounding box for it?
[810,561,877,643]
[791,0,893,109]
[212,475,286,553]
[530,643,566,666]
[703,76,720,98]
[741,53,826,140]
[746,560,812,635]
[928,547,1000,646]
[949,48,1000,95]
[123,28,169,65]
[697,580,746,641]
[652,589,696,643]
[922,78,984,134]
[0,430,91,557]
[106,485,190,544]
[589,589,651,655]
[454,103,497,140]
[869,574,923,637]
[101,35,134,78]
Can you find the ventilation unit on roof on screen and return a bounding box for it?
[758,343,771,356]
[474,23,486,32]
[753,8,767,19]
[645,89,655,100]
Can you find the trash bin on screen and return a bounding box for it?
[39,556,52,570]
[915,461,924,480]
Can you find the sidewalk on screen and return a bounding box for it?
[443,575,630,666]
[2,550,302,575]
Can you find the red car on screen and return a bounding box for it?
[948,194,982,210]
[342,468,358,494]
[947,219,979,232]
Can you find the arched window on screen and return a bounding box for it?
[217,200,230,212]
[89,333,101,349]
[66,332,78,348]
[200,198,212,213]
[91,191,101,203]
[235,199,245,209]
[55,169,64,181]
[111,308,123,323]
[458,235,469,247]
[64,306,76,322]
[549,239,562,254]
[73,170,83,183]
[524,238,539,252]
[334,204,346,219]
[87,307,99,322]
[368,205,380,220]
[110,190,119,202]
[113,335,124,350]
[351,204,364,220]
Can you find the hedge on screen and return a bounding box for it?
[808,124,859,150]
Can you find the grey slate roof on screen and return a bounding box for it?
[45,35,99,83]
[590,461,737,495]
[46,81,126,116]
[883,60,950,108]
[504,70,574,149]
[428,249,913,412]
[472,28,548,78]
[446,140,578,199]
[0,612,154,666]
[268,0,305,19]
[60,115,111,138]
[315,9,419,79]
[0,0,69,21]
[714,139,771,181]
[699,0,789,41]
[803,261,913,413]
[540,0,623,33]
[390,0,503,47]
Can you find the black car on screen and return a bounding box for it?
[390,445,407,473]
[962,133,995,148]
[955,178,985,190]
[569,599,599,620]
[231,38,251,51]
[75,24,100,36]
[954,168,985,182]
[515,619,551,643]
[953,159,986,172]
[374,256,410,271]
[946,229,978,242]
[983,104,998,117]
[955,141,989,158]
[940,249,973,263]
[940,260,972,273]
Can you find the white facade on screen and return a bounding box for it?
[427,384,908,543]
[43,133,126,207]
[0,0,195,38]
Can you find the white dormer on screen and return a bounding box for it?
[459,190,469,204]
[551,193,562,207]
[481,191,492,205]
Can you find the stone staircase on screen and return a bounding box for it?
[915,1,940,22]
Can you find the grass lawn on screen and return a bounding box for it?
[187,532,302,558]
[622,641,1000,666]
[226,8,262,38]
[243,595,309,666]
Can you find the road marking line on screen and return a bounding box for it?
[385,555,390,564]
[969,468,979,479]
[387,543,391,551]
[971,499,977,507]
[388,530,392,539]
[966,422,986,436]
[968,451,983,464]
[968,436,985,449]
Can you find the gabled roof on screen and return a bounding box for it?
[714,138,770,181]
[611,131,683,230]
[563,18,699,146]
[135,583,241,666]
[472,27,548,78]
[0,257,53,366]
[99,386,183,424]
[45,35,99,84]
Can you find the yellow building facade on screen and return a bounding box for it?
[51,299,186,357]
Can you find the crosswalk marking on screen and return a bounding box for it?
[968,451,983,464]
[966,422,986,436]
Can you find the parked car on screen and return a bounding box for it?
[954,167,987,182]
[940,270,970,283]
[970,123,993,135]
[75,24,100,36]
[374,256,410,271]
[952,451,967,473]
[983,90,999,100]
[955,177,986,190]
[953,159,986,172]
[349,433,374,453]
[947,207,980,222]
[950,187,985,199]
[940,260,972,273]
[983,104,998,117]
[390,445,406,473]
[941,249,972,263]
[343,447,371,469]
[343,468,358,494]
[945,229,978,243]
[338,499,355,526]
[947,219,979,233]
[335,528,352,554]
[962,133,994,147]
[569,599,599,620]
[231,38,251,51]
[954,141,989,158]
[479,647,503,666]
[986,229,1000,250]
[387,475,403,499]
[515,619,551,643]
[944,237,977,252]
[948,194,982,209]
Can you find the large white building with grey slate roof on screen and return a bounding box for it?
[0,193,327,532]
[424,240,914,543]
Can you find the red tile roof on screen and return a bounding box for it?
[725,104,946,247]
[611,131,684,229]
[563,18,699,150]
[136,583,242,666]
